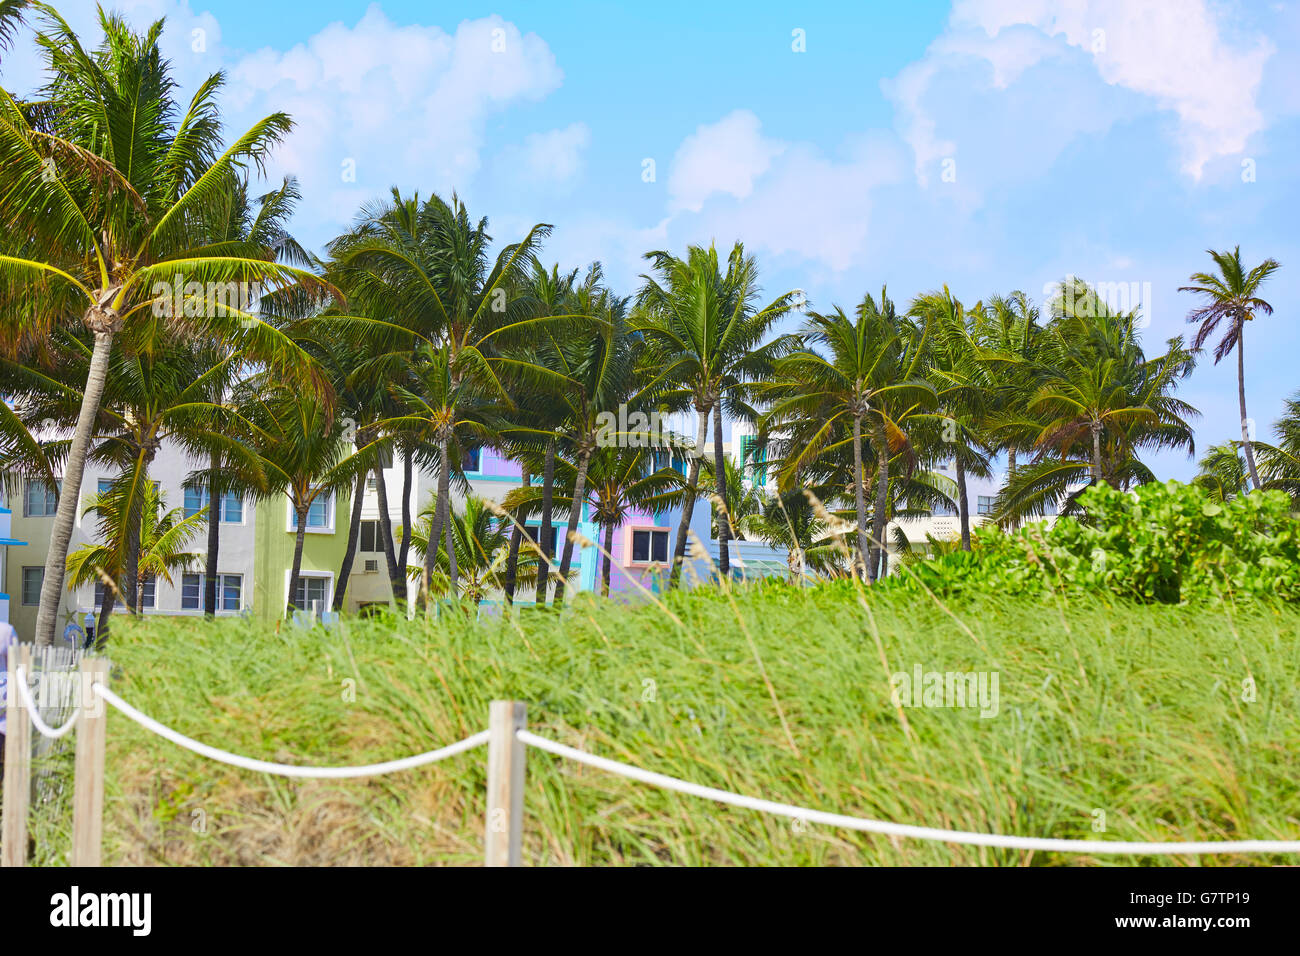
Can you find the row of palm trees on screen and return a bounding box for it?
[0,7,1288,644]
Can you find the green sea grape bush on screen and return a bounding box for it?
[886,481,1300,604]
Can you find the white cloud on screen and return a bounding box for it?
[667,110,785,212]
[222,7,564,237]
[503,122,591,186]
[890,0,1274,183]
[665,117,907,272]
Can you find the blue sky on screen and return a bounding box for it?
[4,0,1298,480]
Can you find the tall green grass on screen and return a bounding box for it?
[41,581,1300,866]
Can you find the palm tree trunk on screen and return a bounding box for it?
[1238,335,1262,491]
[422,438,451,607]
[712,404,731,578]
[397,447,414,570]
[123,493,142,613]
[444,498,459,596]
[554,445,591,601]
[95,592,114,648]
[123,445,156,613]
[374,466,404,603]
[955,454,971,552]
[534,439,556,605]
[1005,445,1019,531]
[601,522,614,596]
[868,419,890,583]
[36,328,115,646]
[1090,422,1103,485]
[852,414,869,580]
[503,469,528,605]
[334,472,366,612]
[287,506,308,617]
[203,452,221,617]
[669,405,710,589]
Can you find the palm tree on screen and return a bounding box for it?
[970,291,1044,485]
[911,287,993,551]
[66,480,204,639]
[542,268,637,602]
[994,283,1198,524]
[1255,392,1300,505]
[1180,247,1281,491]
[760,291,935,581]
[326,191,564,606]
[701,453,765,540]
[192,175,311,615]
[1,325,258,615]
[1194,443,1249,503]
[0,8,326,644]
[408,495,544,606]
[383,342,518,604]
[580,446,683,596]
[635,243,798,585]
[241,379,372,616]
[738,488,842,580]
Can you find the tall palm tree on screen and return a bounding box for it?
[241,379,372,616]
[192,174,310,615]
[1,325,257,614]
[0,8,326,644]
[383,343,504,603]
[544,268,637,602]
[66,480,203,639]
[994,283,1198,524]
[760,291,935,581]
[910,287,993,551]
[636,243,797,585]
[970,290,1045,523]
[1180,247,1281,491]
[326,191,565,606]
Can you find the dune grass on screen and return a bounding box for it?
[32,579,1300,866]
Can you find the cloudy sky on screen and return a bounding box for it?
[4,0,1298,480]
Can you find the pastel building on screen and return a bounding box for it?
[2,419,790,638]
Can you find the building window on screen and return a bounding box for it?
[359,520,382,553]
[21,567,43,605]
[95,577,155,609]
[181,573,242,611]
[631,529,670,563]
[183,483,243,522]
[292,576,329,611]
[462,447,481,473]
[977,495,995,516]
[524,524,558,556]
[97,478,113,495]
[24,479,59,517]
[291,492,333,531]
[932,502,955,517]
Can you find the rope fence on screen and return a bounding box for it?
[3,657,1298,866]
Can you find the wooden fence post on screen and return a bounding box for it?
[2,644,32,867]
[71,657,108,867]
[485,700,526,867]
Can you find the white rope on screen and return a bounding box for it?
[92,683,489,778]
[13,666,81,739]
[518,730,1300,856]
